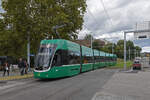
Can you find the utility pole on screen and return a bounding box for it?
[27,3,31,71]
[124,32,127,70]
[27,33,30,71]
[112,43,114,54]
[134,49,136,59]
[91,34,93,50]
[149,21,150,35]
[129,47,131,60]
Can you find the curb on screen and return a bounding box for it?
[0,74,33,81]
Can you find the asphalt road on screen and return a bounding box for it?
[0,68,116,100]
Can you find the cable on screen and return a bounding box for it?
[83,24,96,37]
[99,0,113,27]
[87,8,99,26]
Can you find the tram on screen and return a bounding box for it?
[34,39,117,79]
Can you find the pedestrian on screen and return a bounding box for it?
[24,60,28,74]
[3,61,9,76]
[18,58,24,75]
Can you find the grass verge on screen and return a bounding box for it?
[109,59,133,69]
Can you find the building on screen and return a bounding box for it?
[73,39,105,48]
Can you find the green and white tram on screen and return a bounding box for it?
[34,39,117,79]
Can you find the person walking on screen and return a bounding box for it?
[3,61,9,76]
[24,60,28,74]
[18,58,24,75]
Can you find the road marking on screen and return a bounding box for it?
[0,82,25,90]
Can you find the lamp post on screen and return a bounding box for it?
[27,32,30,71]
[27,3,31,71]
[112,43,114,54]
[90,34,93,53]
[124,32,127,70]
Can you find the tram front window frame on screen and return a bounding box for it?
[35,44,57,70]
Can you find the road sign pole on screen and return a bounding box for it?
[124,32,127,70]
[91,34,93,50]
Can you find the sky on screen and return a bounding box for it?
[0,0,150,52]
[79,0,150,52]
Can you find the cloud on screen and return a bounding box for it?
[78,27,91,39]
[79,0,150,52]
[79,0,150,37]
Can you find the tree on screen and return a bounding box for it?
[134,46,142,57]
[92,40,99,50]
[0,0,87,58]
[84,34,93,40]
[114,40,142,60]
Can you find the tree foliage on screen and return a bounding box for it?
[84,34,93,40]
[0,0,87,58]
[114,40,142,59]
[83,34,142,60]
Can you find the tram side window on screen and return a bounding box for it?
[104,57,107,62]
[52,50,62,67]
[114,57,117,62]
[52,50,82,66]
[113,58,115,61]
[111,57,113,61]
[68,51,80,64]
[108,57,110,61]
[110,57,112,61]
[83,55,93,64]
[106,57,109,62]
[100,56,104,62]
[107,57,110,61]
[52,50,71,66]
[93,56,96,62]
[61,50,69,65]
[94,56,100,62]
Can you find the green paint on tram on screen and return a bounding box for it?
[34,39,117,79]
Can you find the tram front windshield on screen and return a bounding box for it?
[35,44,56,70]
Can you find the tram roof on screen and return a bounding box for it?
[40,39,115,57]
[41,39,80,51]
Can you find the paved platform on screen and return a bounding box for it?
[0,70,33,81]
[92,69,150,100]
[0,74,33,81]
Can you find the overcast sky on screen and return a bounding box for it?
[0,0,150,52]
[79,0,150,52]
